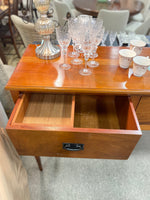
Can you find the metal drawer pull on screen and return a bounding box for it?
[63,143,84,151]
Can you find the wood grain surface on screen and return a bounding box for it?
[5,45,150,95]
[6,94,141,159]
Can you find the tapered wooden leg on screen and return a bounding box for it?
[35,156,43,171]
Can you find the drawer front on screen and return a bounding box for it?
[6,128,141,159]
[6,93,142,160]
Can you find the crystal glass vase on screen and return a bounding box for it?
[34,0,60,59]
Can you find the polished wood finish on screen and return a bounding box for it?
[13,93,75,127]
[6,94,141,159]
[131,96,150,130]
[73,0,144,17]
[5,45,150,95]
[5,45,150,159]
[10,91,19,103]
[131,96,141,110]
[136,96,150,124]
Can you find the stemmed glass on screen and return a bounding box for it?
[68,18,79,58]
[88,27,105,68]
[56,26,71,70]
[76,16,94,75]
[109,31,117,46]
[68,18,83,65]
[79,37,93,76]
[101,30,109,46]
[118,31,126,46]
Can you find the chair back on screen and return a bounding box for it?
[53,0,75,26]
[142,1,150,20]
[11,14,42,47]
[135,15,150,34]
[97,9,129,33]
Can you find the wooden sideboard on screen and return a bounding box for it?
[5,45,150,160]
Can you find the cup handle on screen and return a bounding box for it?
[132,46,136,51]
[147,57,150,71]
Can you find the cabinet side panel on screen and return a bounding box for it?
[136,96,150,124]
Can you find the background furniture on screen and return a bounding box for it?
[97,9,129,32]
[0,59,43,171]
[130,0,150,22]
[73,0,144,17]
[0,128,30,200]
[0,0,20,58]
[126,10,150,35]
[53,0,80,26]
[11,14,42,47]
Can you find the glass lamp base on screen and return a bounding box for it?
[60,63,71,70]
[79,68,92,76]
[87,60,99,68]
[36,36,60,60]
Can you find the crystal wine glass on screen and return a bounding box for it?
[56,26,71,70]
[109,31,117,46]
[118,31,126,46]
[68,18,79,58]
[101,30,109,46]
[88,27,105,68]
[70,20,83,65]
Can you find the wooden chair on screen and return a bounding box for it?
[0,0,21,58]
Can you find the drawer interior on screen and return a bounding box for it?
[11,93,138,131]
[74,95,138,130]
[13,93,75,127]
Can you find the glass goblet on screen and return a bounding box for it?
[88,27,105,68]
[68,18,79,58]
[101,30,109,46]
[56,26,71,70]
[118,31,126,46]
[109,31,117,46]
[79,40,92,76]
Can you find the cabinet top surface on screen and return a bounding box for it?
[5,44,150,95]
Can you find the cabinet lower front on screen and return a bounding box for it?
[6,93,142,160]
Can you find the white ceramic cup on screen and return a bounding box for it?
[119,49,136,69]
[133,56,150,77]
[130,40,146,56]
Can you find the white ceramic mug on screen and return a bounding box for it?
[133,56,150,77]
[130,40,146,56]
[119,49,136,69]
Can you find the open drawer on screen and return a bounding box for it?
[6,93,142,160]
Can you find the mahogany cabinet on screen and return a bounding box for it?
[5,45,150,160]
